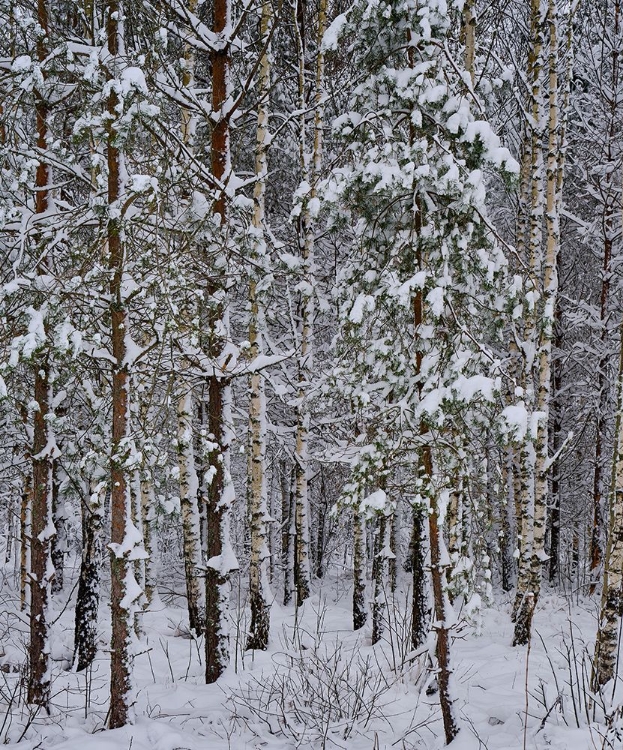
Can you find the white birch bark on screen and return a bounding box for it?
[352,506,367,630]
[529,0,560,595]
[513,0,546,646]
[593,311,623,689]
[247,0,272,650]
[178,388,205,633]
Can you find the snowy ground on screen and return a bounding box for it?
[1,569,620,750]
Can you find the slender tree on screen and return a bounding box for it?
[27,0,56,709]
[204,0,239,683]
[247,0,273,652]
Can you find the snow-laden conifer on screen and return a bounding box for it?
[325,0,517,742]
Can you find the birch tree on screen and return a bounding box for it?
[593,312,623,690]
[512,0,567,646]
[247,0,273,651]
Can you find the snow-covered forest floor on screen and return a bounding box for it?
[1,562,618,750]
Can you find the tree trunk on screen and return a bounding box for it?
[178,388,205,634]
[353,506,367,631]
[204,376,236,682]
[203,0,238,684]
[513,0,546,646]
[74,480,104,672]
[548,305,563,585]
[371,507,392,645]
[293,0,327,606]
[247,0,272,651]
[589,0,618,593]
[462,0,476,84]
[529,0,560,603]
[20,473,31,612]
[411,506,427,649]
[140,469,158,606]
[50,459,66,594]
[426,446,460,744]
[107,0,142,727]
[28,364,54,708]
[281,461,295,605]
[27,0,54,708]
[593,314,623,690]
[500,456,515,593]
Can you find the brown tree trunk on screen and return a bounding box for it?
[203,0,237,684]
[425,446,460,744]
[27,0,54,709]
[107,0,139,727]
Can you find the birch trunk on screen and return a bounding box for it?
[74,479,104,672]
[513,0,546,646]
[593,313,623,689]
[246,0,272,651]
[140,468,158,606]
[353,506,367,631]
[527,0,560,611]
[548,307,563,584]
[462,0,476,84]
[446,466,464,603]
[592,0,623,689]
[50,460,66,593]
[178,389,205,634]
[371,497,395,646]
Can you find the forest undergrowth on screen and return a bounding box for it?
[1,557,621,750]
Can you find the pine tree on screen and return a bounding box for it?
[326,0,517,741]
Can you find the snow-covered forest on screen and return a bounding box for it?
[1,0,623,747]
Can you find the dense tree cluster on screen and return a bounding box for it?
[1,0,623,744]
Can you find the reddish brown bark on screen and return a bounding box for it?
[107,0,133,729]
[203,0,233,684]
[211,0,229,222]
